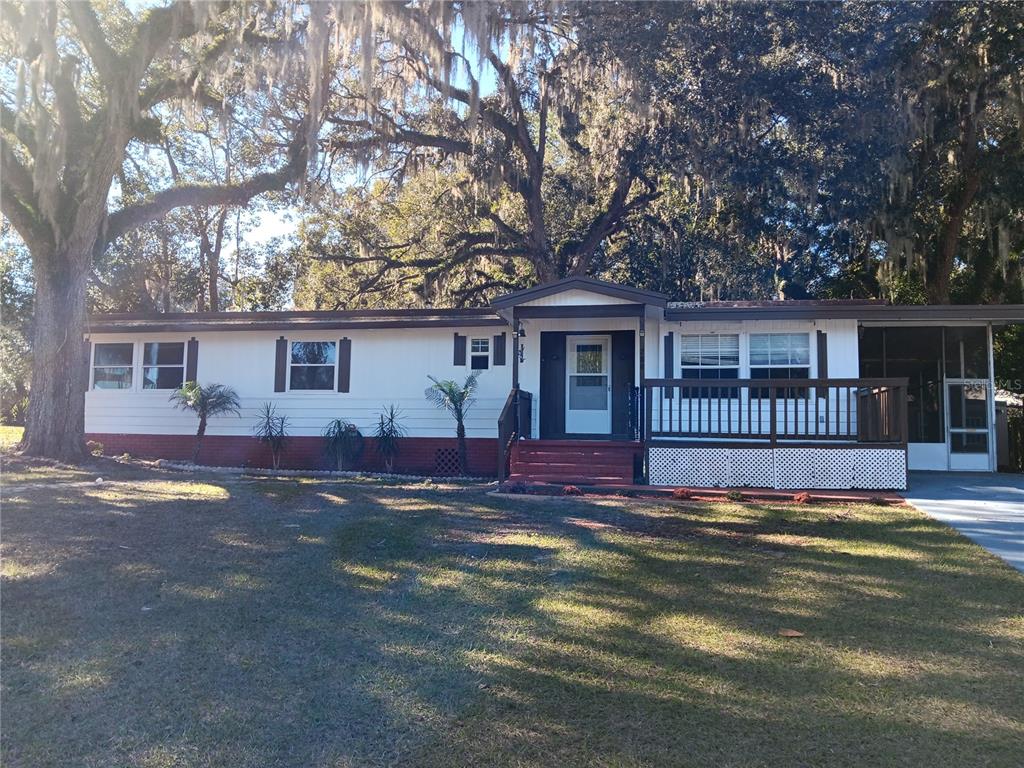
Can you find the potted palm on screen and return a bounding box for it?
[425,372,479,475]
[169,382,241,464]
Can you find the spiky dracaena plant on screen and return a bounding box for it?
[425,373,479,475]
[323,419,364,471]
[253,402,290,470]
[373,404,408,473]
[169,382,241,464]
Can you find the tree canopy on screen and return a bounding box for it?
[1,1,1022,458]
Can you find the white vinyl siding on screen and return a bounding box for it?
[85,327,511,439]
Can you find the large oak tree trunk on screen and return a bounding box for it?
[928,166,981,305]
[21,254,91,462]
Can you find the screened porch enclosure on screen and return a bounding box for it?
[859,325,994,470]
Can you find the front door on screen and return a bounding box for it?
[946,379,993,471]
[566,335,612,434]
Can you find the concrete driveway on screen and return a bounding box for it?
[905,472,1024,572]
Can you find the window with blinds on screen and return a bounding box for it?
[680,334,740,397]
[750,333,810,398]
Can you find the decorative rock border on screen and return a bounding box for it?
[152,459,492,484]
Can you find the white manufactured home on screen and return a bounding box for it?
[85,277,1024,490]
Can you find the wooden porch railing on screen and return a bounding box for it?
[643,378,909,445]
[497,388,533,480]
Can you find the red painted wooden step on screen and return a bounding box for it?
[509,440,640,486]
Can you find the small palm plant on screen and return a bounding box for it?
[323,419,364,471]
[253,402,290,470]
[425,372,479,475]
[169,382,241,464]
[373,404,408,473]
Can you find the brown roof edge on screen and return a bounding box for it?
[87,307,507,333]
[90,306,500,322]
[669,299,886,308]
[665,303,1024,323]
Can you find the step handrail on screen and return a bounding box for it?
[497,388,520,482]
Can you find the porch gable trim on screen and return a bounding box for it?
[492,277,667,309]
[515,303,646,319]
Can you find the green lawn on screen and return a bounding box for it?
[0,424,23,450]
[2,463,1022,767]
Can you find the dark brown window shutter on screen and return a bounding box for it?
[83,339,93,388]
[493,332,507,365]
[274,336,288,392]
[453,333,466,366]
[663,332,675,399]
[186,337,199,383]
[338,337,351,392]
[816,330,828,378]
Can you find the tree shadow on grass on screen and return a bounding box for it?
[2,479,1023,767]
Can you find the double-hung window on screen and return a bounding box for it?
[470,338,490,370]
[92,343,134,389]
[750,333,810,398]
[680,334,739,397]
[142,342,185,389]
[290,341,336,390]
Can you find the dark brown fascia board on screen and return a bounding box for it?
[665,304,1024,323]
[515,303,646,319]
[492,276,668,308]
[87,309,508,334]
[92,306,500,322]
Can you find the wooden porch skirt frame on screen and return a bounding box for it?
[645,442,908,490]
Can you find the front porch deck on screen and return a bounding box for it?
[499,377,910,489]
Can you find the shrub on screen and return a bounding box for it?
[867,496,888,506]
[323,419,364,471]
[86,440,104,457]
[726,489,745,502]
[562,485,583,496]
[501,481,528,494]
[618,489,639,498]
[671,487,692,500]
[253,402,289,470]
[373,404,408,473]
[793,491,812,504]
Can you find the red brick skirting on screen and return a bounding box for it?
[86,433,499,477]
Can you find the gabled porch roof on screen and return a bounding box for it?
[491,276,668,309]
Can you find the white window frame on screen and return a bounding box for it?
[288,340,337,392]
[679,333,740,376]
[749,332,811,398]
[141,341,186,391]
[91,341,136,391]
[91,340,193,392]
[748,333,811,374]
[470,337,490,371]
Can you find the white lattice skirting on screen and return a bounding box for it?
[648,446,906,490]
